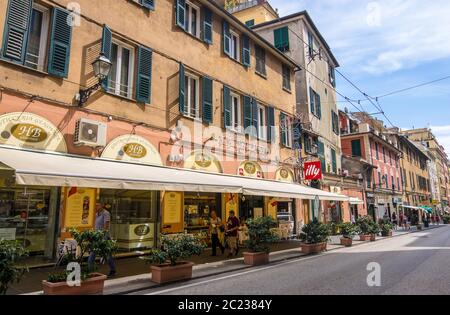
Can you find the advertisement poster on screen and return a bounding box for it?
[225,193,238,217]
[64,187,96,229]
[163,192,183,224]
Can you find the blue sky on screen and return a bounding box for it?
[270,0,450,155]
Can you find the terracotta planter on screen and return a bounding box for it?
[370,234,376,242]
[243,252,269,266]
[381,230,393,237]
[151,262,194,284]
[340,237,353,247]
[359,235,372,241]
[42,273,107,295]
[301,242,327,254]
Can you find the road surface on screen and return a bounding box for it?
[134,226,450,295]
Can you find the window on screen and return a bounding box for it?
[281,114,293,148]
[385,174,389,189]
[318,141,325,172]
[282,64,291,91]
[133,0,155,10]
[24,4,50,71]
[351,140,362,157]
[255,45,266,76]
[375,143,379,160]
[308,31,314,57]
[230,31,240,61]
[329,65,336,88]
[183,73,200,119]
[258,105,267,140]
[331,111,339,135]
[331,148,337,174]
[230,92,242,132]
[367,171,372,189]
[397,177,401,191]
[309,88,321,119]
[274,26,289,52]
[391,176,395,190]
[108,41,134,98]
[185,1,200,38]
[378,171,382,187]
[245,19,255,27]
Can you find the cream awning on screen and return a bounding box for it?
[349,197,364,205]
[0,146,348,201]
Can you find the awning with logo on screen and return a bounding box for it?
[0,146,349,201]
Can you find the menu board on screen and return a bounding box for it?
[163,192,183,224]
[63,187,96,229]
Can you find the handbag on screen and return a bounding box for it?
[219,225,225,233]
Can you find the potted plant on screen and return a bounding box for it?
[42,228,117,295]
[143,234,205,284]
[368,221,380,241]
[443,215,450,224]
[299,219,331,254]
[0,240,28,295]
[243,216,279,266]
[380,220,394,237]
[338,222,358,247]
[356,216,375,241]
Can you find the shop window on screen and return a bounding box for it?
[108,41,135,98]
[0,187,52,255]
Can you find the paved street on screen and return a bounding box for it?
[134,226,450,295]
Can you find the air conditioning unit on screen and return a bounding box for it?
[74,118,107,147]
[359,123,370,133]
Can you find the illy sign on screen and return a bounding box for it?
[304,161,322,180]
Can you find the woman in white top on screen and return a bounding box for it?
[210,211,225,256]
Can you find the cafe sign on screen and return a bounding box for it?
[238,161,264,178]
[275,167,295,183]
[0,112,67,152]
[101,135,163,165]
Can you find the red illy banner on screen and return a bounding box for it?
[304,161,322,180]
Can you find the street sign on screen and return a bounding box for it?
[304,161,322,180]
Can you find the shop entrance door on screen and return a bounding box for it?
[240,196,264,221]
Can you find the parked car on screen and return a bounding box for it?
[277,212,295,239]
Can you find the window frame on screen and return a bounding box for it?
[282,114,293,148]
[229,30,240,62]
[183,72,200,120]
[24,3,50,72]
[108,40,135,99]
[230,91,242,132]
[258,104,267,140]
[282,64,291,91]
[185,1,201,39]
[255,45,266,77]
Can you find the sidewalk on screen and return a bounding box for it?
[16,225,444,295]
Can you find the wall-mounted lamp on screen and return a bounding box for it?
[78,53,112,106]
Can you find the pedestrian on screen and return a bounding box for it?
[225,210,240,258]
[238,219,249,247]
[392,212,398,230]
[209,210,225,256]
[88,202,116,277]
[399,213,404,229]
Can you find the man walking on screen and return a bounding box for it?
[225,210,240,258]
[88,202,117,277]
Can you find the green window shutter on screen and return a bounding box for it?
[202,77,213,123]
[252,99,258,138]
[316,93,322,119]
[243,95,252,133]
[222,20,231,56]
[309,87,315,114]
[176,0,186,29]
[136,46,152,104]
[245,20,254,27]
[203,7,213,44]
[179,63,185,114]
[140,0,155,10]
[280,112,286,146]
[48,8,73,78]
[267,106,275,143]
[242,35,251,67]
[100,25,112,90]
[331,149,337,174]
[318,141,325,172]
[223,85,231,128]
[2,0,32,63]
[351,140,362,157]
[274,27,289,52]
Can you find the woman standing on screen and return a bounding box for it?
[209,211,225,256]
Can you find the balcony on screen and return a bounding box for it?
[227,0,262,13]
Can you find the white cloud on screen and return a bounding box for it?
[270,0,450,76]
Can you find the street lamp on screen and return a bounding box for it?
[78,52,112,106]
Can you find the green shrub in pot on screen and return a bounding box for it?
[245,216,279,253]
[0,240,28,295]
[299,219,331,244]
